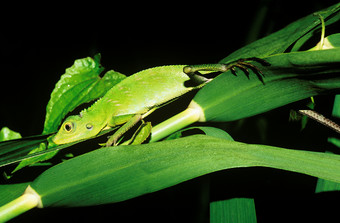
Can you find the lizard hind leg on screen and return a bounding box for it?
[183,57,270,84]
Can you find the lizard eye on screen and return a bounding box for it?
[86,123,93,130]
[64,122,74,133]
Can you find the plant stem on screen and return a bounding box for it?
[150,108,201,142]
[0,190,40,222]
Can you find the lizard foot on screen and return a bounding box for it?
[223,57,270,83]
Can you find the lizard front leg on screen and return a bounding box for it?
[105,108,157,147]
[105,114,142,147]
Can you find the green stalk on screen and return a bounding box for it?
[150,107,201,142]
[0,186,41,222]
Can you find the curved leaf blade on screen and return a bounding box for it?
[28,135,340,207]
[193,48,340,122]
[220,2,340,62]
[165,126,233,141]
[0,135,48,167]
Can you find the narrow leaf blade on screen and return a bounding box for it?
[219,2,340,62]
[194,48,340,122]
[0,135,49,167]
[27,135,340,207]
[210,198,257,223]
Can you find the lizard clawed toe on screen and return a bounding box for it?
[223,57,270,84]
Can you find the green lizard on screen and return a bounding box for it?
[52,58,269,146]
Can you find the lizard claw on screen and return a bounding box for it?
[224,57,270,84]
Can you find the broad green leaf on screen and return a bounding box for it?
[201,129,255,223]
[23,135,340,208]
[315,157,340,192]
[210,198,256,223]
[325,33,340,48]
[0,127,21,142]
[0,183,30,206]
[220,2,340,62]
[152,4,340,143]
[1,53,127,169]
[193,48,340,122]
[43,54,126,134]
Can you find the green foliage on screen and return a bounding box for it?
[1,2,340,222]
[0,135,47,167]
[219,2,340,62]
[24,135,340,208]
[43,54,126,134]
[10,142,55,173]
[166,126,234,141]
[194,48,340,122]
[0,127,21,142]
[315,92,340,193]
[1,54,127,171]
[194,2,340,123]
[210,198,257,223]
[0,183,31,206]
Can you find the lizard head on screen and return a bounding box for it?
[52,114,105,144]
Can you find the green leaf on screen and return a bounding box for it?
[220,2,340,62]
[325,33,340,48]
[332,94,340,119]
[43,54,126,134]
[0,128,116,168]
[0,127,21,142]
[193,48,340,122]
[0,135,48,167]
[315,145,340,194]
[24,135,340,208]
[315,94,340,193]
[0,183,30,206]
[315,156,340,193]
[166,126,233,141]
[130,122,152,145]
[11,142,57,173]
[210,198,256,223]
[195,126,233,141]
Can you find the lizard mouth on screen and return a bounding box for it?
[51,132,68,145]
